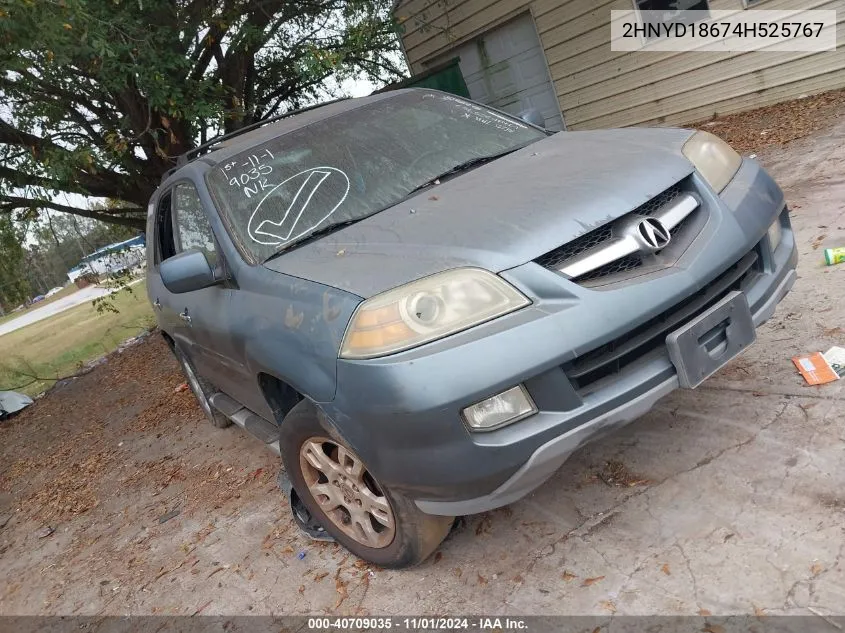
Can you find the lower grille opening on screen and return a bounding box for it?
[564,248,763,393]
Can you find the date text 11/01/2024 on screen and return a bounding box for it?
[307,617,528,630]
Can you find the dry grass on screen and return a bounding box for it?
[0,281,155,396]
[693,87,845,155]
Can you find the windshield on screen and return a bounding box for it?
[205,90,546,262]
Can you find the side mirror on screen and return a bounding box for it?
[517,108,546,129]
[160,249,222,294]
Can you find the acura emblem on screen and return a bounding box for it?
[637,217,671,250]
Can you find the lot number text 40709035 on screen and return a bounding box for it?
[307,617,528,630]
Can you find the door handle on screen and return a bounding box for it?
[179,309,192,325]
[153,298,162,311]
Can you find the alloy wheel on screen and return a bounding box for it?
[299,437,395,549]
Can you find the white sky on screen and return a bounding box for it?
[26,76,382,245]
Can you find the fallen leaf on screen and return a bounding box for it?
[598,460,650,487]
[334,570,348,609]
[561,570,577,582]
[298,585,305,594]
[581,575,605,587]
[174,383,189,393]
[661,563,671,575]
[822,326,844,337]
[599,600,616,613]
[703,624,725,633]
[513,574,523,583]
[433,551,442,564]
[477,574,488,585]
[191,600,212,616]
[811,235,827,250]
[698,609,712,616]
[36,526,54,539]
[753,604,766,617]
[314,571,329,582]
[810,561,824,576]
[428,195,439,201]
[474,516,492,535]
[157,509,180,524]
[453,567,462,578]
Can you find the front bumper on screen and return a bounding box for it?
[321,158,797,515]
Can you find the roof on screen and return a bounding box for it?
[197,91,403,167]
[79,235,146,265]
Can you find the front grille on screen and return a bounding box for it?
[536,184,683,270]
[564,248,763,393]
[578,254,642,282]
[535,179,706,286]
[537,225,614,268]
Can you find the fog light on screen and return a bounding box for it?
[462,385,537,431]
[767,218,783,252]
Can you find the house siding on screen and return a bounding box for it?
[394,0,845,129]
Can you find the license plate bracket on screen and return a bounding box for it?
[666,290,756,389]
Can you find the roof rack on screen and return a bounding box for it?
[166,97,350,177]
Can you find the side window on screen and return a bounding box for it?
[172,183,218,268]
[155,191,176,263]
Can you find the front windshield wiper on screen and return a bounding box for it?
[405,142,536,197]
[262,218,363,263]
[262,142,536,264]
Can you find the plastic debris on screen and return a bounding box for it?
[0,391,34,421]
[297,551,306,560]
[792,352,839,385]
[823,346,845,378]
[823,247,845,266]
[174,383,189,393]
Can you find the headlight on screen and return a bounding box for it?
[682,131,742,193]
[340,268,530,359]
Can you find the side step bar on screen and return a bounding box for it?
[209,393,280,456]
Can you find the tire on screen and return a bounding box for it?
[279,400,453,569]
[173,346,231,428]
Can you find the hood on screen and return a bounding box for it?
[263,127,696,297]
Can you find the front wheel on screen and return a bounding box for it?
[279,401,453,568]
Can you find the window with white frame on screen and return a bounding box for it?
[634,0,710,33]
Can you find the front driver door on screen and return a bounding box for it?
[170,182,273,419]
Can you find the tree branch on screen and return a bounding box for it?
[0,196,145,229]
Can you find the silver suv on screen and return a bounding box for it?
[147,89,796,567]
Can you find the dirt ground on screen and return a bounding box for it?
[1,92,844,617]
